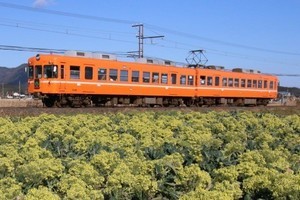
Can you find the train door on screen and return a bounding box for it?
[169,72,178,95]
[213,74,222,97]
[195,69,199,97]
[59,64,66,92]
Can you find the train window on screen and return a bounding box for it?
[143,72,150,83]
[270,81,274,89]
[161,73,168,84]
[247,80,252,88]
[207,76,213,86]
[70,66,80,79]
[98,68,107,80]
[228,78,233,87]
[44,65,58,78]
[61,65,64,79]
[171,74,177,84]
[258,80,262,88]
[200,76,206,85]
[188,75,194,85]
[264,80,268,88]
[215,77,220,86]
[152,72,159,83]
[241,79,246,87]
[180,75,186,85]
[132,71,139,82]
[28,66,34,79]
[234,78,239,87]
[85,67,93,80]
[253,80,257,88]
[147,59,153,64]
[109,69,118,81]
[35,65,42,78]
[222,78,227,87]
[120,70,128,82]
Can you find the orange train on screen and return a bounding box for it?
[27,51,278,107]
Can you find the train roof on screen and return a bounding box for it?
[30,51,276,77]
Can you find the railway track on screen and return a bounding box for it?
[0,105,298,117]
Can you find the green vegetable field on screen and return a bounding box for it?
[0,111,300,199]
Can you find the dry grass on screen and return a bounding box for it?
[0,99,42,107]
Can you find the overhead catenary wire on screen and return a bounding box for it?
[2,20,300,68]
[0,0,300,79]
[0,44,299,77]
[0,17,135,36]
[144,24,300,56]
[2,18,300,68]
[0,2,137,25]
[146,38,300,67]
[1,1,300,57]
[0,22,136,45]
[0,44,135,57]
[0,44,67,53]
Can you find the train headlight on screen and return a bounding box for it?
[36,54,40,61]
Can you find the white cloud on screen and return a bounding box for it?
[33,0,54,8]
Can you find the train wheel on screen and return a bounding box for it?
[56,100,68,108]
[43,98,55,107]
[56,101,62,108]
[185,98,195,107]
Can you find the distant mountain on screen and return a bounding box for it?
[278,86,300,97]
[0,64,28,94]
[0,64,299,96]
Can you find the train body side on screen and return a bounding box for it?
[195,68,278,99]
[28,54,196,97]
[27,53,278,107]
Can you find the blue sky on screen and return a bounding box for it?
[0,0,299,87]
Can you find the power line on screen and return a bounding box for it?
[4,16,297,67]
[1,1,300,70]
[0,44,133,57]
[1,44,300,78]
[157,38,300,67]
[0,44,67,53]
[273,74,300,77]
[0,17,134,36]
[144,24,300,56]
[1,2,299,57]
[2,20,300,68]
[0,2,137,25]
[0,23,136,45]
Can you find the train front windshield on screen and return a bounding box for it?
[35,65,42,78]
[28,66,34,79]
[28,65,58,79]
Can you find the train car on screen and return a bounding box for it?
[194,66,278,106]
[27,51,278,107]
[28,51,196,107]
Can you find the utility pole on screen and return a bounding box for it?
[132,24,164,58]
[19,80,21,99]
[1,83,3,98]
